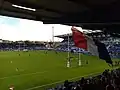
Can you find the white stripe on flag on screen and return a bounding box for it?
[86,36,98,56]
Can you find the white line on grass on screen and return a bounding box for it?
[0,71,48,80]
[25,71,102,90]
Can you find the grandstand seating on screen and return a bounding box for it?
[57,36,120,58]
[103,38,120,58]
[0,41,47,51]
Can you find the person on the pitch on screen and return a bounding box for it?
[86,60,88,64]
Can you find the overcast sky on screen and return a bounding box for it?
[0,16,82,41]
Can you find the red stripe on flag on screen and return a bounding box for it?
[71,27,87,50]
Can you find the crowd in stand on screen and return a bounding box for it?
[0,41,47,51]
[105,44,120,58]
[48,68,120,90]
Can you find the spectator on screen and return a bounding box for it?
[106,82,114,90]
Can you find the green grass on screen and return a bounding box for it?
[0,50,119,90]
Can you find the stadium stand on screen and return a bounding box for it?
[55,33,120,58]
[0,40,47,51]
[48,68,120,90]
[103,37,120,58]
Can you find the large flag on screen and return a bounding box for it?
[71,27,113,64]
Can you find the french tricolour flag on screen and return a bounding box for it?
[71,27,112,64]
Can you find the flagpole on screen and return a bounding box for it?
[52,26,54,43]
[78,48,82,66]
[67,34,70,68]
[52,26,54,50]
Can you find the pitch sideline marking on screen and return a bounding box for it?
[25,71,101,90]
[0,71,48,80]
